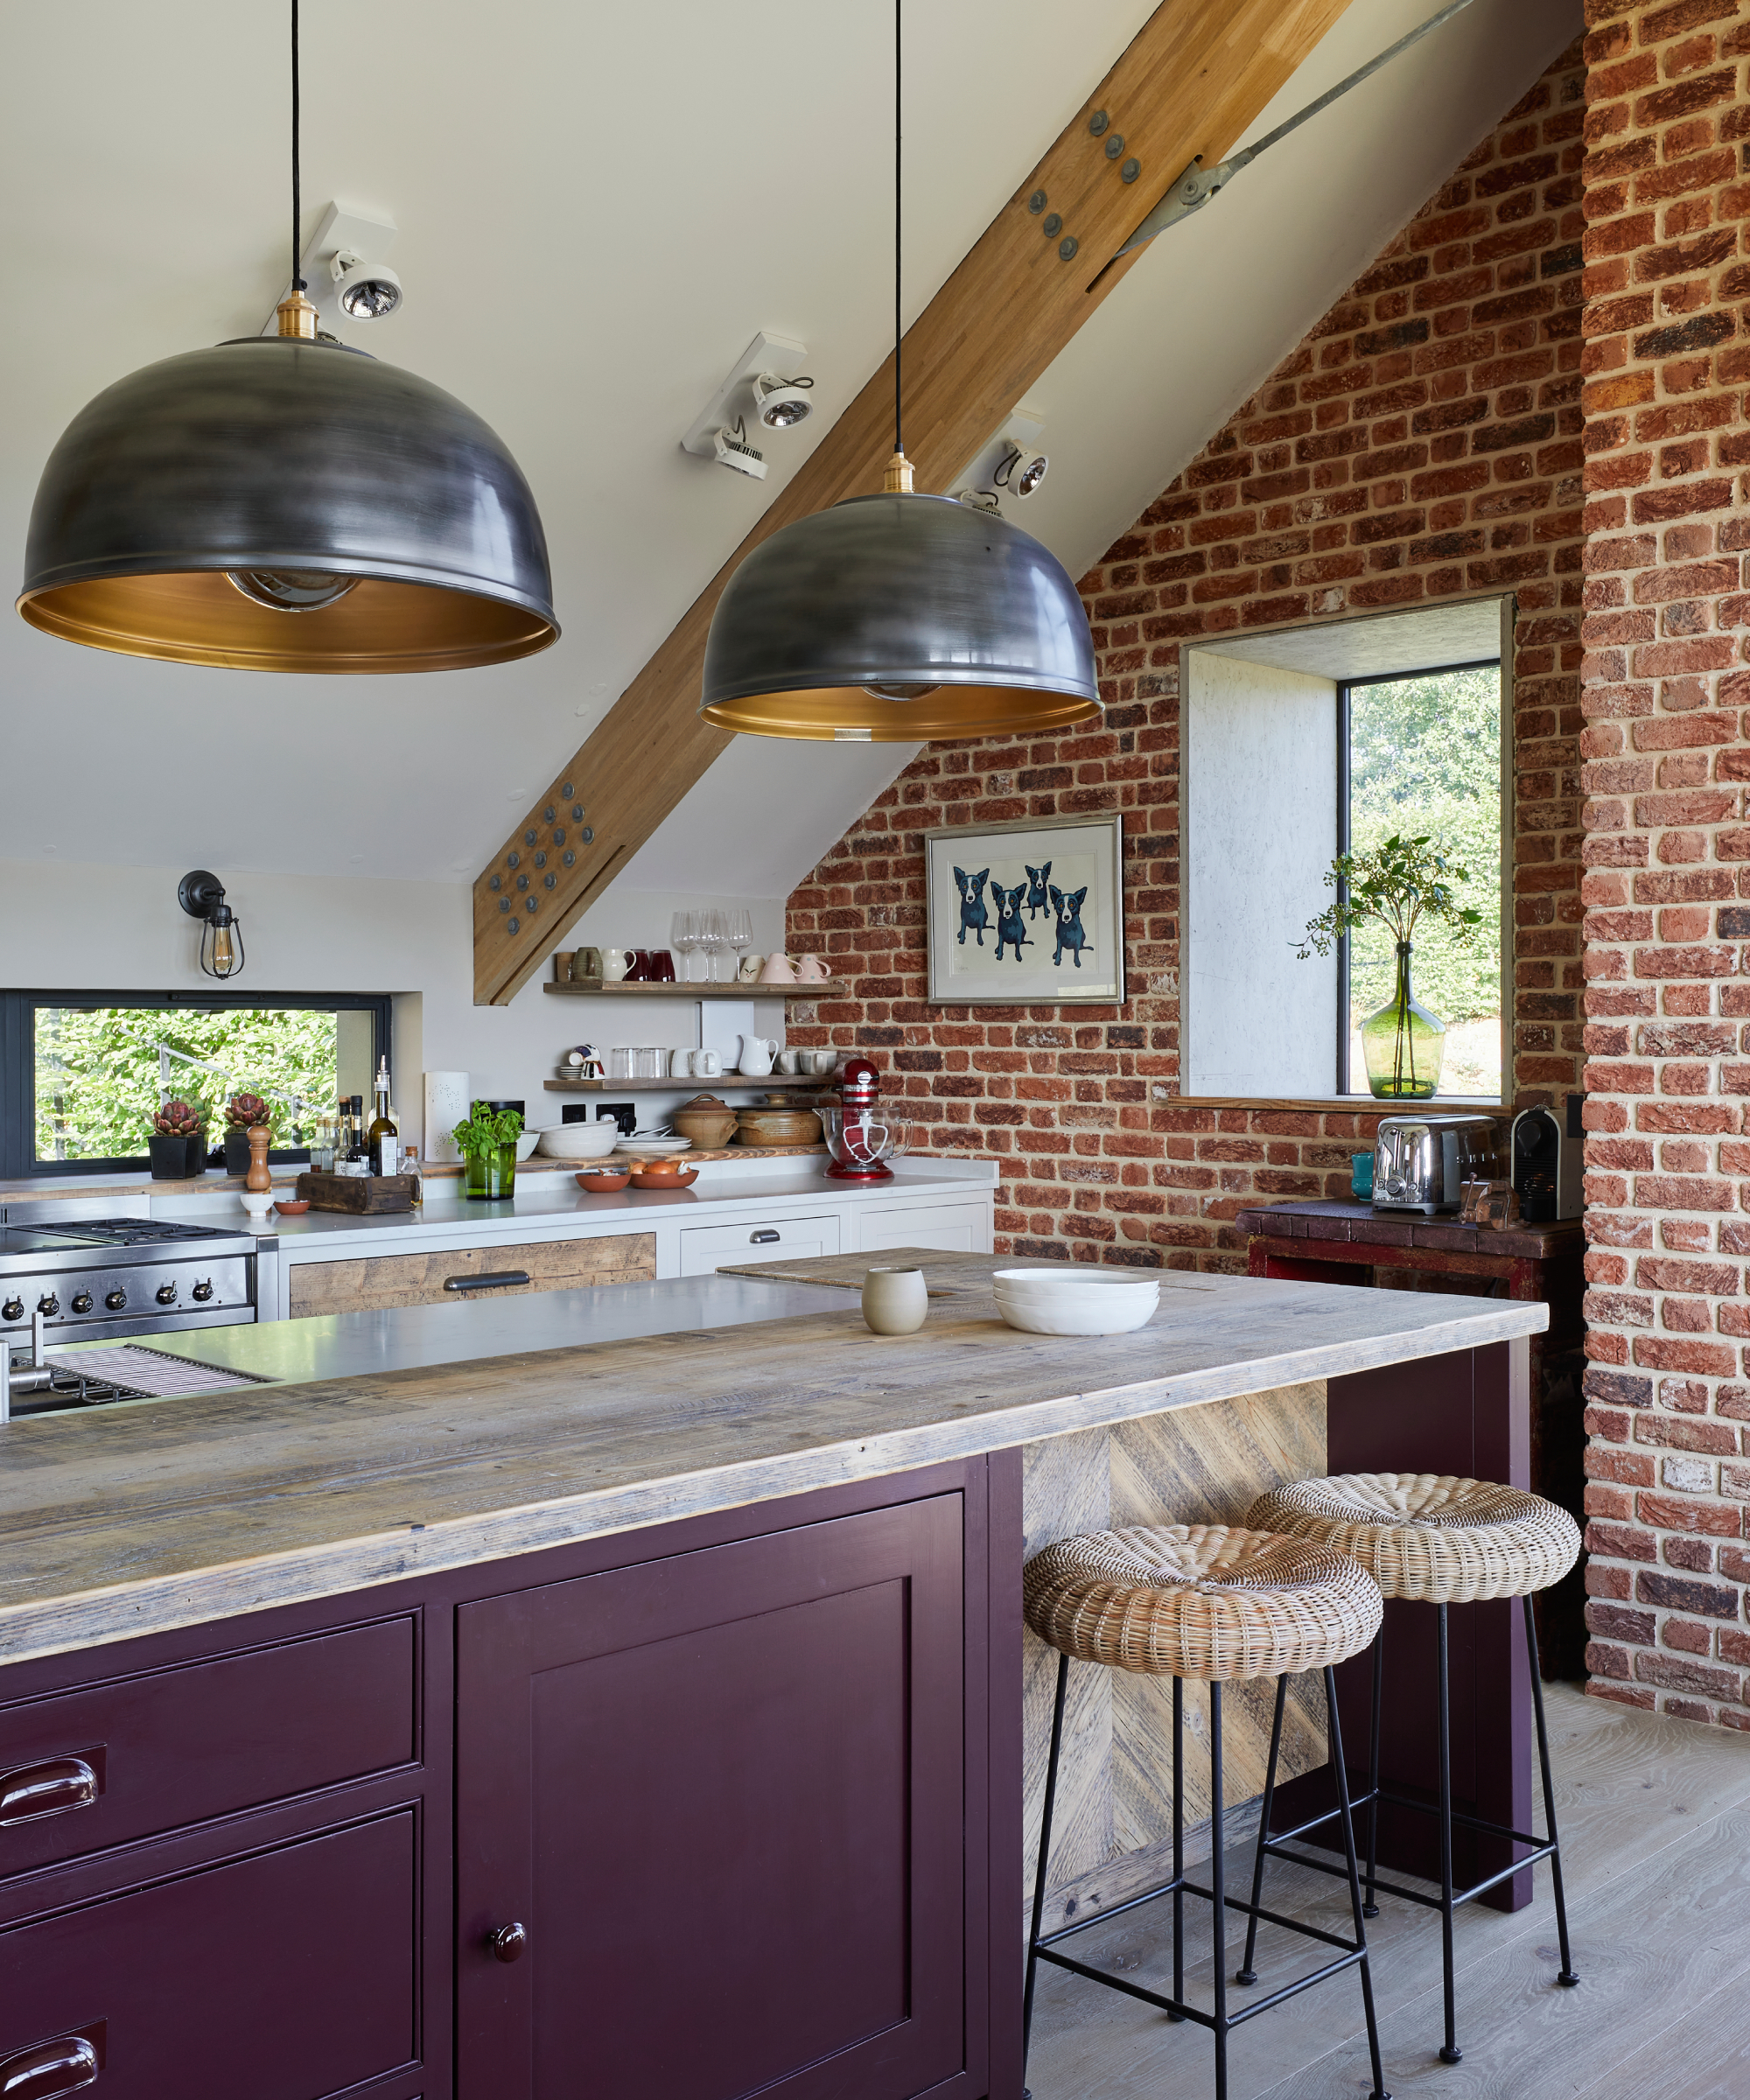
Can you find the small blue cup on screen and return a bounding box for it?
[1350,1151,1374,1200]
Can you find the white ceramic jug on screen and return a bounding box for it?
[737,1034,778,1077]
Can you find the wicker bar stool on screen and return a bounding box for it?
[1023,1524,1390,2100]
[1242,1473,1583,2065]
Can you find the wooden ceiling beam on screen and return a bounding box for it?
[474,0,1355,1004]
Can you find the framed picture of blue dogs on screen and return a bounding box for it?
[923,813,1124,1005]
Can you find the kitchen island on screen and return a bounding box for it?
[0,1263,1545,2100]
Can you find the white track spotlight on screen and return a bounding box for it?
[752,372,815,430]
[330,249,403,320]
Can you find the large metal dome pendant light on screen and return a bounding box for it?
[16,4,556,674]
[698,3,1097,743]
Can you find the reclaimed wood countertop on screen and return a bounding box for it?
[0,1260,1545,1666]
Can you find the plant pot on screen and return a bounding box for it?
[1361,942,1446,1101]
[464,1143,518,1200]
[148,1133,206,1180]
[222,1130,255,1175]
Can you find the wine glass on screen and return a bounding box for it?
[703,907,731,982]
[728,908,753,980]
[672,910,701,983]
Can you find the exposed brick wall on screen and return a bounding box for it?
[1577,0,1750,1732]
[788,41,1586,1270]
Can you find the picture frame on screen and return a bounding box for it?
[923,812,1125,1005]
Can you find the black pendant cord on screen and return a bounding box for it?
[290,0,305,290]
[893,0,902,456]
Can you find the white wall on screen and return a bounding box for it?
[0,857,788,1149]
[1184,653,1337,1098]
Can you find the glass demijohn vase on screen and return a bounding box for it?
[1360,942,1446,1100]
[464,1142,517,1200]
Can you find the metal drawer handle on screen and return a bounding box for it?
[0,2024,104,2099]
[750,1230,780,1244]
[0,1755,101,1827]
[444,1271,532,1292]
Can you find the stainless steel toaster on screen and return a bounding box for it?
[1372,1113,1502,1215]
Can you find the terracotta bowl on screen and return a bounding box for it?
[631,1166,699,1190]
[575,1168,632,1193]
[272,1198,310,1214]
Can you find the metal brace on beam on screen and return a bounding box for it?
[1113,0,1478,259]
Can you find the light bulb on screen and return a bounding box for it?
[209,922,237,976]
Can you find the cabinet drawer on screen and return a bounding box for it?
[288,1231,656,1316]
[678,1214,841,1278]
[0,1809,416,2100]
[857,1202,990,1256]
[0,1616,416,1881]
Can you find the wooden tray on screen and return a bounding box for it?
[293,1172,416,1214]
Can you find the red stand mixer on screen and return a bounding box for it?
[822,1056,906,1183]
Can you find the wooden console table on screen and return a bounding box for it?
[1234,1199,1587,1679]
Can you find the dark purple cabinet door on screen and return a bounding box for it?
[0,1809,418,2097]
[457,1495,972,2100]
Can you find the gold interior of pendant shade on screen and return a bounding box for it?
[699,682,1102,742]
[18,570,556,673]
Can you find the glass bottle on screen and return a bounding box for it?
[343,1095,371,1172]
[1360,942,1446,1101]
[400,1145,423,1207]
[368,1056,398,1175]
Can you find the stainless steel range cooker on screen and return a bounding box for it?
[0,1217,265,1347]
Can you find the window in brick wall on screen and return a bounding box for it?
[1183,598,1511,1103]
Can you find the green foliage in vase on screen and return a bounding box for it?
[451,1100,524,1160]
[1296,830,1484,959]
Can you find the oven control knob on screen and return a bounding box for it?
[37,1294,60,1318]
[2,1299,21,1323]
[155,1282,178,1306]
[105,1289,127,1311]
[70,1292,94,1315]
[192,1278,214,1302]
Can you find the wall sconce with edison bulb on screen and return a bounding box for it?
[178,871,246,979]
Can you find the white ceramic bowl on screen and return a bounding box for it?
[993,1269,1160,1297]
[533,1122,621,1160]
[996,1293,1158,1337]
[514,1130,542,1161]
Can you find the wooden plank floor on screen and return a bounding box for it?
[1023,1685,1750,2099]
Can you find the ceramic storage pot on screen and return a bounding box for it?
[673,1096,738,1148]
[862,1265,928,1335]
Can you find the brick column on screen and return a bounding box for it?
[1579,0,1750,1727]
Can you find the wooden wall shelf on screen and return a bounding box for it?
[545,1074,830,1093]
[546,979,846,1000]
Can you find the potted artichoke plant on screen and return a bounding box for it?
[148,1098,208,1180]
[452,1100,524,1201]
[222,1091,271,1175]
[1297,832,1482,1100]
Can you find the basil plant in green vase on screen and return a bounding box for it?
[1297,833,1482,1102]
[452,1100,524,1200]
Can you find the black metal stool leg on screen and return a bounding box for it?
[1170,1673,1185,2019]
[1326,1665,1392,2100]
[1435,1603,1460,2065]
[1022,1651,1069,2074]
[1524,1595,1579,1988]
[1236,1673,1287,1985]
[1210,1679,1228,2100]
[1364,1628,1384,1917]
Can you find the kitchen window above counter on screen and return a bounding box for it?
[0,990,391,1180]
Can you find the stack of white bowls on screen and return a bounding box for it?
[991,1267,1160,1336]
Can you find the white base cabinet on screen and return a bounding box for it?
[677,1214,842,1278]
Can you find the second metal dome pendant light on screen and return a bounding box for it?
[698,2,1099,742]
[15,3,556,674]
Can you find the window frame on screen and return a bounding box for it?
[1,989,392,1180]
[1334,655,1506,1099]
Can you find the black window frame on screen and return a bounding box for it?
[1,989,392,1180]
[1334,656,1503,1098]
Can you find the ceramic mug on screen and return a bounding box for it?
[804,1049,837,1075]
[695,1048,723,1078]
[670,1048,694,1078]
[794,954,830,983]
[862,1265,928,1336]
[758,953,799,985]
[573,947,604,980]
[738,955,765,982]
[601,948,632,983]
[776,1048,802,1074]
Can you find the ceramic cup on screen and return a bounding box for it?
[804,1049,837,1076]
[758,952,799,984]
[574,947,604,980]
[794,954,830,983]
[650,949,676,983]
[862,1265,928,1336]
[670,1048,695,1078]
[695,1048,723,1077]
[738,955,765,982]
[601,948,632,982]
[776,1048,802,1074]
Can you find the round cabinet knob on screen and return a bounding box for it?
[3,1299,23,1322]
[192,1279,214,1302]
[487,1922,528,1964]
[105,1289,128,1312]
[70,1292,93,1315]
[37,1294,59,1318]
[155,1283,178,1306]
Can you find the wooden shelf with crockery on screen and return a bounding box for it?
[545,977,848,999]
[544,1074,831,1093]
